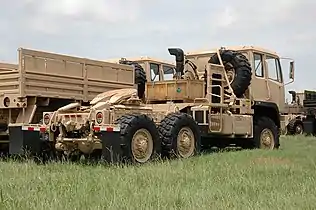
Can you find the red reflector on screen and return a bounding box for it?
[28,127,34,131]
[70,115,76,118]
[94,126,100,131]
[106,127,113,132]
[40,127,46,132]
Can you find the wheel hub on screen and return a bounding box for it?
[260,128,275,149]
[295,124,303,134]
[131,128,153,163]
[177,127,195,158]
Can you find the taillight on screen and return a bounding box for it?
[96,112,103,124]
[43,114,50,125]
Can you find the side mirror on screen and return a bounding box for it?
[289,61,294,80]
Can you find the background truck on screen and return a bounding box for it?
[35,45,295,163]
[283,90,306,135]
[300,90,316,135]
[105,56,176,82]
[0,48,147,154]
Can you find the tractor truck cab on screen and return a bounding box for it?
[181,46,295,135]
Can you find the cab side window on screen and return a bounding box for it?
[150,63,160,81]
[266,56,282,83]
[253,53,264,77]
[162,65,174,80]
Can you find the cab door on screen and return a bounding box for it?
[264,55,285,112]
[250,52,270,101]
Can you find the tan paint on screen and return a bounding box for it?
[42,46,293,156]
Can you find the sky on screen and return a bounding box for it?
[0,0,315,97]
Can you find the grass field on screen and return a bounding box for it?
[1,136,316,210]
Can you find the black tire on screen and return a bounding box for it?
[158,112,201,158]
[287,118,304,135]
[116,114,160,164]
[252,116,279,149]
[119,60,147,99]
[209,50,252,98]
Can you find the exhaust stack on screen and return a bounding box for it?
[168,48,184,79]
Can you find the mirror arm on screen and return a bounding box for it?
[284,79,294,86]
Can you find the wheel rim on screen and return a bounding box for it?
[260,128,275,149]
[295,124,303,134]
[131,128,153,163]
[177,127,195,158]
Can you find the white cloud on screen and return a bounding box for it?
[21,0,144,35]
[38,0,142,22]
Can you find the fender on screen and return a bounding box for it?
[252,101,280,127]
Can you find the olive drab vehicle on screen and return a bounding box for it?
[23,46,295,164]
[294,89,316,136]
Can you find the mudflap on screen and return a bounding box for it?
[100,131,123,163]
[8,125,42,155]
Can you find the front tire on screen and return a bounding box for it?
[252,116,279,149]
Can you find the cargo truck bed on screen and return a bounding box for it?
[0,48,135,109]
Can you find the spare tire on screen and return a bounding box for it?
[119,60,147,99]
[209,50,252,98]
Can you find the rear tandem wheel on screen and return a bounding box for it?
[158,112,201,158]
[116,114,161,164]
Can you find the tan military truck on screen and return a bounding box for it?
[1,48,146,155]
[30,45,294,163]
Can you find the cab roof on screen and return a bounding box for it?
[186,46,279,57]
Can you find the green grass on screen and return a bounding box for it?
[1,136,316,210]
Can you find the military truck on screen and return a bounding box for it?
[0,47,147,154]
[22,46,295,163]
[283,90,306,135]
[300,90,316,135]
